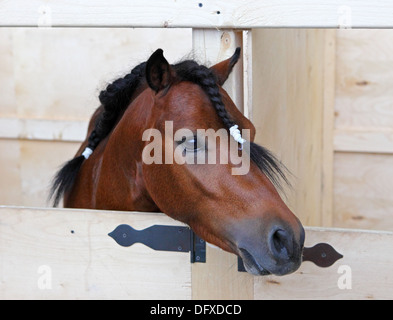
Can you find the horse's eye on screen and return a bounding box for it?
[183,136,205,153]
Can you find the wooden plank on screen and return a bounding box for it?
[333,29,393,231]
[255,226,393,300]
[192,29,244,112]
[0,28,192,122]
[334,128,393,154]
[251,29,330,227]
[0,140,21,206]
[242,30,253,120]
[2,1,393,28]
[191,244,254,300]
[321,29,336,227]
[0,206,191,299]
[1,207,393,300]
[333,152,393,231]
[335,30,393,130]
[0,139,80,207]
[0,118,87,142]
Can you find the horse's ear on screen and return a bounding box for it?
[210,47,241,86]
[146,49,173,93]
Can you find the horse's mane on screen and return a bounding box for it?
[49,55,289,207]
[92,61,147,150]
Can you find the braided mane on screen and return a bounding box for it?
[49,53,288,207]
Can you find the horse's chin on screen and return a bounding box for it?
[238,248,271,276]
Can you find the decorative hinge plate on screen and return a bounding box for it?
[109,224,343,272]
[237,242,343,272]
[108,224,206,263]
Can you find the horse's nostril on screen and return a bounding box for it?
[270,228,293,260]
[273,230,286,251]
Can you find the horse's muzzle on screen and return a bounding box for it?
[235,219,305,276]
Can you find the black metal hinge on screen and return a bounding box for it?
[109,224,343,272]
[108,224,206,263]
[237,242,343,272]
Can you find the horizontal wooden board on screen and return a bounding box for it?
[0,206,191,299]
[0,139,80,207]
[333,152,393,231]
[1,1,393,28]
[0,118,87,142]
[335,30,393,130]
[1,207,393,299]
[255,226,393,300]
[0,28,192,121]
[334,128,393,154]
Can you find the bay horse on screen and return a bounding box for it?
[50,48,305,276]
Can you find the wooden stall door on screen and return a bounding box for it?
[0,207,192,299]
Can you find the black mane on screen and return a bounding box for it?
[49,52,289,207]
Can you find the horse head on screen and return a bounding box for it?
[51,48,305,276]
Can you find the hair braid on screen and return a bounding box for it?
[87,61,147,151]
[176,63,235,130]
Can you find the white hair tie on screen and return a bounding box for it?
[229,125,246,145]
[82,147,93,159]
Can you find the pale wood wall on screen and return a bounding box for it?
[0,28,192,207]
[252,29,335,227]
[252,29,393,232]
[333,30,393,231]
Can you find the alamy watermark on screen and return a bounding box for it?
[37,265,52,290]
[337,265,352,290]
[141,121,250,175]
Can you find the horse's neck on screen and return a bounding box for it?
[94,89,160,212]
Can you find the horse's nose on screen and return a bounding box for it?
[233,216,305,276]
[268,224,305,261]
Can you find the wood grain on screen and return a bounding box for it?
[0,206,191,299]
[0,27,192,123]
[335,30,393,130]
[252,29,334,227]
[334,128,393,154]
[2,206,392,299]
[333,152,393,231]
[0,140,80,207]
[1,0,393,28]
[333,30,393,231]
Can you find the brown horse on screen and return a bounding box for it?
[50,48,305,276]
